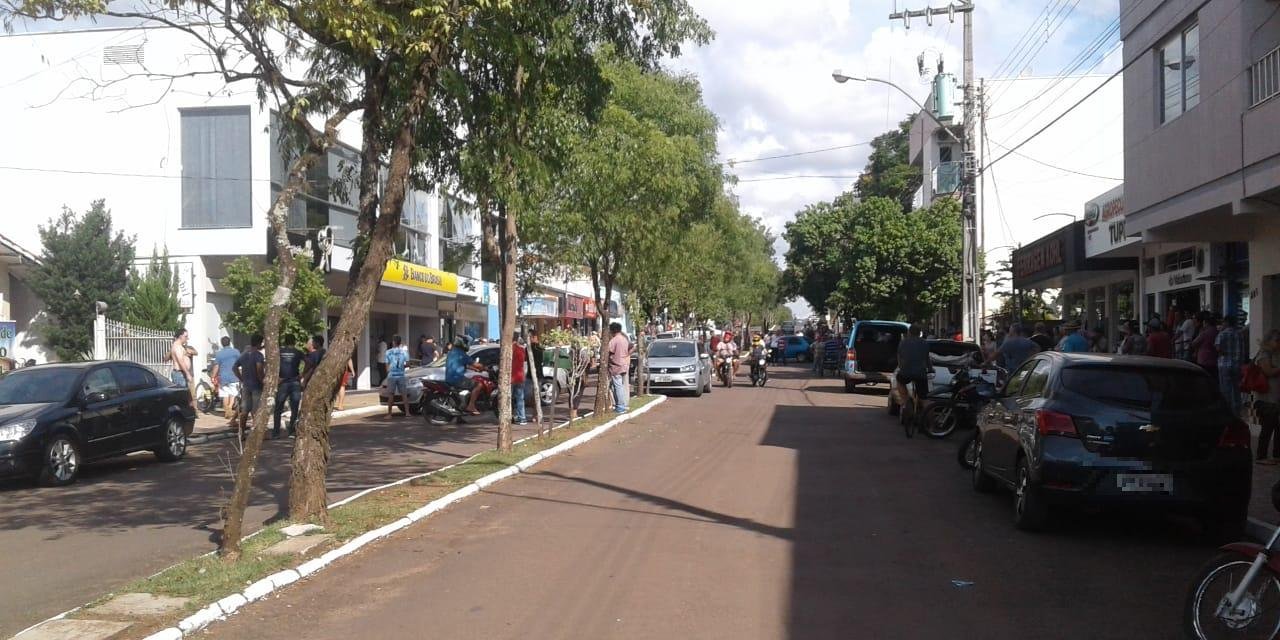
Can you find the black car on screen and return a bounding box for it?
[971,352,1252,534]
[0,361,196,486]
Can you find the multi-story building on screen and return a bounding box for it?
[0,24,489,388]
[1121,0,1280,337]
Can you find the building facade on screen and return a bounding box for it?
[1121,0,1280,342]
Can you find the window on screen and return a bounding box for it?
[111,364,156,393]
[1159,21,1199,123]
[1003,360,1037,397]
[82,368,120,400]
[181,107,252,228]
[1020,360,1052,398]
[1060,366,1220,411]
[1160,248,1195,273]
[939,146,953,163]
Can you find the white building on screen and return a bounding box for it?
[0,24,490,388]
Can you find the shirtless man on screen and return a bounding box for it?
[168,328,198,412]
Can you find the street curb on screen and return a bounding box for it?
[1247,516,1275,542]
[187,405,386,445]
[138,396,667,640]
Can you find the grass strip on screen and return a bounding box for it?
[90,395,659,631]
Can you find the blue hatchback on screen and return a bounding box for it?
[775,336,811,362]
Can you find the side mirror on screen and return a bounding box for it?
[84,391,109,405]
[700,353,710,359]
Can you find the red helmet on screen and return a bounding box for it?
[724,331,733,340]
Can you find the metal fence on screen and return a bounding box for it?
[1251,44,1280,109]
[93,314,173,375]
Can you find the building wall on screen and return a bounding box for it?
[1250,225,1280,347]
[1121,0,1280,232]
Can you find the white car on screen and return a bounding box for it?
[886,340,998,416]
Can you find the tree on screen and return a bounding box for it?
[27,200,134,361]
[121,249,184,333]
[220,258,336,347]
[855,117,922,212]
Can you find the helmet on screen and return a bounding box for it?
[752,336,763,346]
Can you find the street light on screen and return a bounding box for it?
[832,70,964,146]
[1032,212,1078,222]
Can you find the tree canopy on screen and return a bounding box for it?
[121,249,184,334]
[855,118,921,213]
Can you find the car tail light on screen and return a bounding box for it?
[1218,418,1252,449]
[846,348,857,362]
[1036,409,1077,438]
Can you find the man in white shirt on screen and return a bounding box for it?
[375,336,388,384]
[715,332,740,379]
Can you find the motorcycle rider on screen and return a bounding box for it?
[715,331,740,380]
[445,336,485,415]
[749,334,768,380]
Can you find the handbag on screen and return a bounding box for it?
[1242,359,1270,394]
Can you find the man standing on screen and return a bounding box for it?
[302,334,326,390]
[1060,321,1089,353]
[1216,315,1246,416]
[419,335,438,364]
[528,330,546,374]
[511,333,528,425]
[211,337,241,426]
[1191,311,1220,377]
[1029,322,1055,352]
[988,323,1040,371]
[608,322,632,414]
[384,335,410,417]
[375,335,388,384]
[273,339,305,438]
[1146,318,1173,358]
[233,334,265,433]
[168,328,198,412]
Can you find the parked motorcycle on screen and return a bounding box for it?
[419,367,500,425]
[749,348,770,387]
[923,366,998,439]
[1184,480,1280,638]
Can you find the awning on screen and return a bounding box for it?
[564,295,586,319]
[1012,221,1137,290]
[380,259,458,297]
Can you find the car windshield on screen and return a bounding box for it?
[0,368,80,404]
[1061,366,1221,411]
[649,342,695,358]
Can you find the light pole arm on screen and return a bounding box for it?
[861,77,964,147]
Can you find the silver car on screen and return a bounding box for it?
[638,339,712,397]
[379,344,569,411]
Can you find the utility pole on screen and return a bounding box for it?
[889,1,979,341]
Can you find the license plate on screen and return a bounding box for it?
[653,375,671,383]
[1116,473,1173,493]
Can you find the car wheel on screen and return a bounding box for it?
[693,383,703,398]
[844,379,857,393]
[971,435,996,494]
[1013,457,1049,531]
[704,378,712,394]
[39,435,81,487]
[154,418,188,462]
[540,379,557,407]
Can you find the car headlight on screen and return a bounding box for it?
[0,419,37,442]
[680,364,697,373]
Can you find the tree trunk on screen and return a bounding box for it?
[590,259,610,416]
[220,148,312,560]
[287,58,439,523]
[496,201,518,452]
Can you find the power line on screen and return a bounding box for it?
[988,0,1082,105]
[0,164,267,181]
[726,142,870,166]
[988,0,1062,81]
[985,138,1122,180]
[736,174,861,183]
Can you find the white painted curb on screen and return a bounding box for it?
[139,396,667,639]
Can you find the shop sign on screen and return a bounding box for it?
[1013,238,1064,280]
[520,295,559,318]
[1084,185,1137,258]
[584,299,598,319]
[0,321,15,360]
[564,295,585,319]
[1168,272,1195,287]
[381,259,458,297]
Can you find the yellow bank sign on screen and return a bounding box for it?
[381,259,458,297]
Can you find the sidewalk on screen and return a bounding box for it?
[191,390,383,442]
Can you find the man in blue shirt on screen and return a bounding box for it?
[211,336,241,426]
[274,340,305,437]
[446,336,483,415]
[1060,321,1089,353]
[233,334,265,433]
[385,335,411,417]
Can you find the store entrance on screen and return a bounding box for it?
[1165,287,1202,322]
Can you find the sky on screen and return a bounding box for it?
[666,0,1123,319]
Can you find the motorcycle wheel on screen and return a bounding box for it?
[195,383,215,414]
[923,403,960,439]
[1185,551,1280,640]
[957,432,978,469]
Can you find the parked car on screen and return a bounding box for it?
[842,320,910,392]
[0,361,196,486]
[379,344,568,412]
[775,335,811,362]
[971,352,1252,534]
[887,340,997,416]
[637,339,712,396]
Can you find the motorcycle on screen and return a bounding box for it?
[749,347,770,387]
[419,366,501,426]
[1184,481,1280,639]
[717,353,735,388]
[922,365,998,440]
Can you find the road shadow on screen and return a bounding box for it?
[760,403,1209,640]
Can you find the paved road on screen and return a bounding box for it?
[0,398,585,638]
[204,365,1213,640]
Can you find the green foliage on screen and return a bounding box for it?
[121,249,185,333]
[855,118,923,213]
[27,200,135,361]
[783,195,961,323]
[220,258,336,348]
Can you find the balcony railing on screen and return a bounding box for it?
[933,161,962,195]
[1251,44,1280,109]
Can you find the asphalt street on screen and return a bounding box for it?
[0,404,568,638]
[201,365,1215,640]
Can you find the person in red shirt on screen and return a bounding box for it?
[1145,317,1173,358]
[511,335,528,425]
